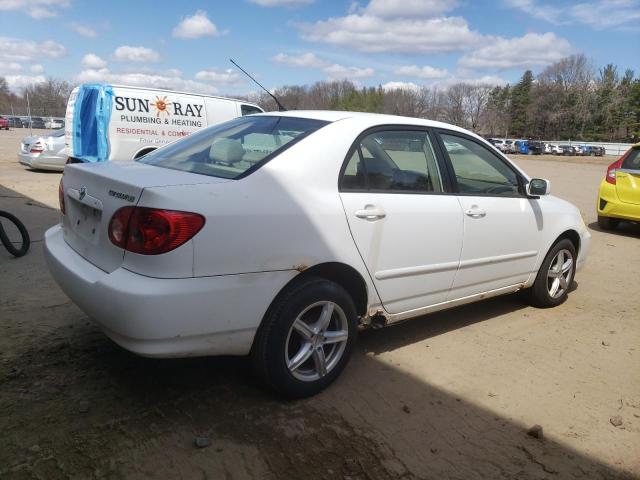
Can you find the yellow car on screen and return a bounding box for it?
[597,142,640,229]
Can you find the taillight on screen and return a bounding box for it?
[30,141,44,153]
[58,178,66,215]
[605,156,626,185]
[108,207,204,255]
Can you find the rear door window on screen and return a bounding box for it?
[340,129,443,193]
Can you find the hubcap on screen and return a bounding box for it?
[547,249,573,299]
[285,301,349,382]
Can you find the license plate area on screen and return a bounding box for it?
[68,199,102,244]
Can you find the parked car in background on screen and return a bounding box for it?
[0,115,8,130]
[18,128,66,171]
[597,143,640,229]
[544,143,553,154]
[559,145,574,156]
[503,140,516,153]
[593,146,605,156]
[551,145,562,154]
[528,141,545,155]
[45,111,590,397]
[489,139,507,151]
[572,145,583,155]
[7,116,22,128]
[31,117,46,129]
[45,118,64,129]
[65,83,264,163]
[514,140,533,154]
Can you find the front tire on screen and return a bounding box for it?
[252,276,358,398]
[526,239,576,308]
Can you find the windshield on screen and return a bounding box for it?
[139,115,329,179]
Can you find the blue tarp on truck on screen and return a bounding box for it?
[72,84,113,162]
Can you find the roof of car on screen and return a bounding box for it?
[255,110,471,135]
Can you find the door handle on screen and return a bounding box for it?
[465,208,486,218]
[355,207,386,220]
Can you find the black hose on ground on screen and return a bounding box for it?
[0,211,30,257]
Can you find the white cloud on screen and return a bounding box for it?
[395,65,449,79]
[272,52,329,68]
[432,74,508,88]
[30,63,44,73]
[248,0,314,6]
[324,63,375,79]
[0,37,66,62]
[364,0,458,18]
[0,0,70,19]
[82,53,107,69]
[271,52,374,80]
[172,10,222,38]
[298,13,483,53]
[458,32,573,70]
[570,0,640,28]
[69,22,97,38]
[505,0,640,28]
[113,45,161,63]
[0,61,23,73]
[382,81,421,91]
[75,68,219,95]
[5,75,46,93]
[503,0,561,23]
[194,68,243,86]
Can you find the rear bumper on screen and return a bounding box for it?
[44,225,296,358]
[18,152,65,171]
[597,181,640,222]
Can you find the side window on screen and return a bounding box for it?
[241,104,262,116]
[622,149,640,170]
[340,130,443,193]
[440,133,520,196]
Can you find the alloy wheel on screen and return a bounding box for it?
[285,301,349,382]
[546,249,573,299]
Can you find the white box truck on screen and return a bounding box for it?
[65,83,263,163]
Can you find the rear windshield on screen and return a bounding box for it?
[139,115,329,179]
[622,148,640,170]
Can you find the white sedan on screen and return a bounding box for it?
[18,128,67,171]
[44,111,591,397]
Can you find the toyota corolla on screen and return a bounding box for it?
[44,111,591,397]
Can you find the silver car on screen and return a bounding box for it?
[18,128,66,171]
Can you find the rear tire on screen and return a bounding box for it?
[526,239,576,308]
[597,215,618,230]
[251,276,358,398]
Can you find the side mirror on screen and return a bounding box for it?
[526,178,551,197]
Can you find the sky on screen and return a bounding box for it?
[0,0,638,96]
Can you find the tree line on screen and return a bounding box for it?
[1,54,638,142]
[0,77,73,118]
[252,54,639,142]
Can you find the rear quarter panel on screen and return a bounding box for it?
[138,119,381,307]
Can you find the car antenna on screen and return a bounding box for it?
[230,59,287,112]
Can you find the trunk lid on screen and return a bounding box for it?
[61,161,230,272]
[21,135,37,153]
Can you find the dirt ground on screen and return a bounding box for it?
[1,128,639,480]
